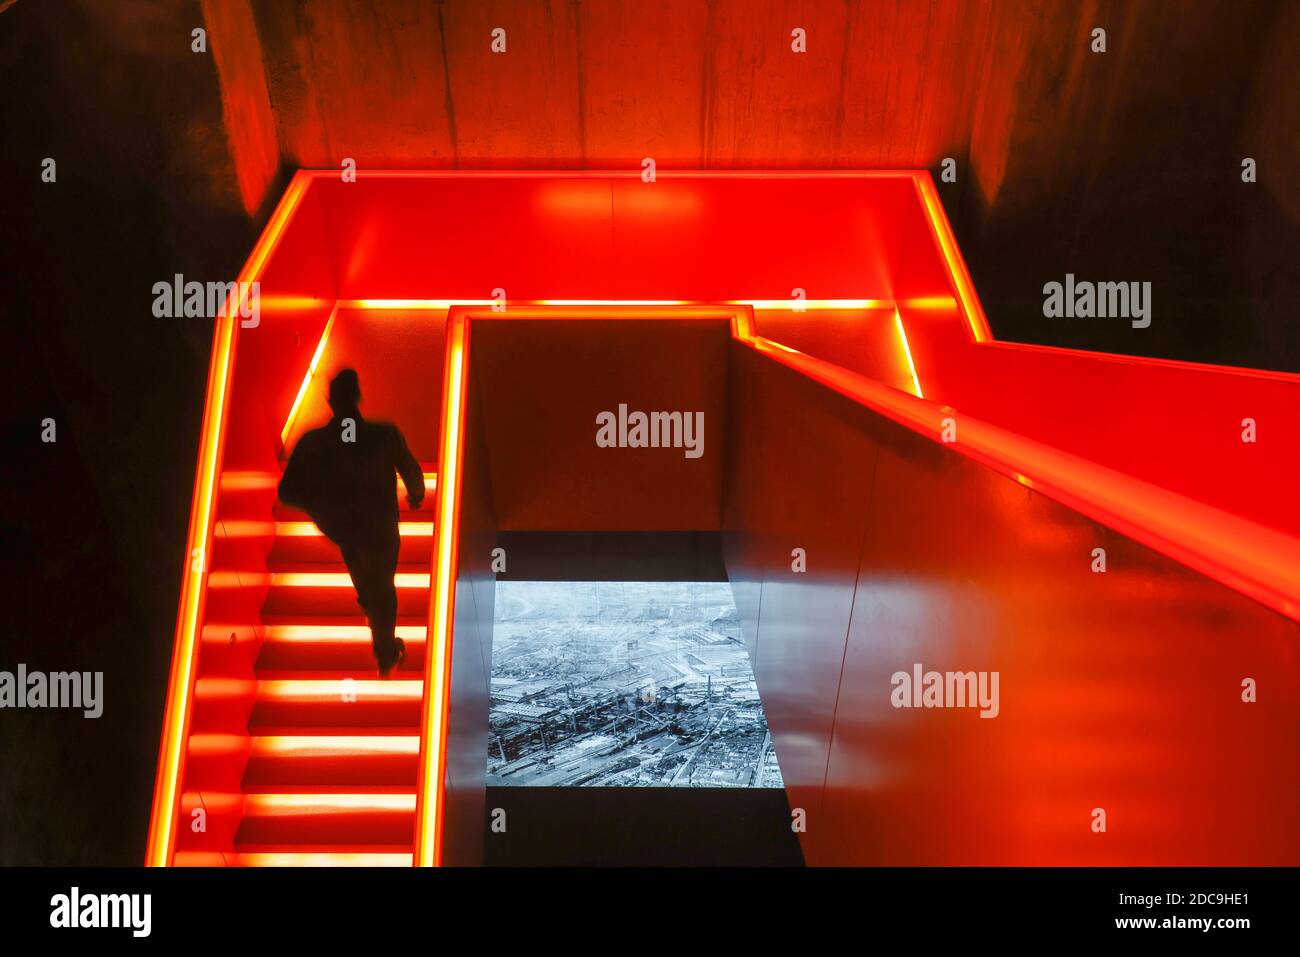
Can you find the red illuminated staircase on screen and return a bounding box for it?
[172,471,435,866]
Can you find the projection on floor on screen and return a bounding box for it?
[488,582,784,788]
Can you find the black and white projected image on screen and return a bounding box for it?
[488,581,784,788]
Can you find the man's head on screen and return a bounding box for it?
[328,368,361,415]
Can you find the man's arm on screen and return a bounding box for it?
[391,427,425,508]
[278,437,316,509]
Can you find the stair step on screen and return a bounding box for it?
[241,782,416,794]
[253,670,422,683]
[175,847,414,867]
[262,615,428,626]
[268,529,433,564]
[192,675,425,734]
[222,470,435,497]
[233,792,416,846]
[190,678,258,732]
[261,567,431,617]
[241,735,419,787]
[248,679,424,729]
[257,624,428,671]
[275,504,436,520]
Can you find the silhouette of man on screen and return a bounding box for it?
[278,369,425,676]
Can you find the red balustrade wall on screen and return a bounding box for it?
[309,175,915,302]
[724,342,1300,865]
[911,331,1300,539]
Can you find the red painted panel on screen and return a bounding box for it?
[606,177,906,300]
[473,318,729,531]
[825,413,1300,865]
[722,346,879,857]
[322,177,618,300]
[886,300,1300,537]
[310,174,921,301]
[725,346,1300,865]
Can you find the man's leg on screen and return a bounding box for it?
[345,532,401,668]
[338,539,371,613]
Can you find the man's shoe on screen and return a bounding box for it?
[377,637,406,678]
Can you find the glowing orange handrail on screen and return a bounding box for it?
[413,310,469,866]
[740,333,1300,622]
[144,171,315,866]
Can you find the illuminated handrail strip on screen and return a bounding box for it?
[336,298,894,312]
[414,310,469,867]
[311,169,927,181]
[280,304,339,448]
[893,307,924,399]
[742,333,1300,622]
[145,171,316,867]
[270,572,431,588]
[914,175,993,344]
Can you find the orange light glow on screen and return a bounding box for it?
[271,572,431,588]
[219,519,433,539]
[345,299,494,310]
[535,180,702,218]
[274,521,434,538]
[915,174,993,343]
[415,310,469,867]
[216,519,276,537]
[339,298,884,312]
[219,470,279,490]
[264,624,427,642]
[258,294,326,310]
[900,295,959,310]
[534,299,692,307]
[239,790,410,811]
[248,735,418,758]
[280,303,339,449]
[893,308,924,398]
[535,181,613,217]
[206,570,270,588]
[256,679,423,700]
[734,298,891,311]
[217,851,414,867]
